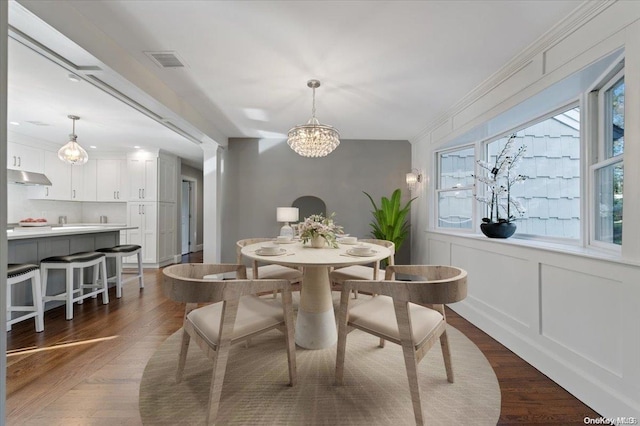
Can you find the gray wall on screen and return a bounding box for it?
[221,138,412,264]
[180,163,204,247]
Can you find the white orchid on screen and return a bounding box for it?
[473,134,527,223]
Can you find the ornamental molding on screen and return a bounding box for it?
[412,0,615,144]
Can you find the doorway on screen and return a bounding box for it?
[181,178,197,255]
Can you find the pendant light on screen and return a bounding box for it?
[58,115,89,165]
[287,79,340,157]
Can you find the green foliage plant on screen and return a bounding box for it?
[363,189,416,252]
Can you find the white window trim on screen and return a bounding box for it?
[478,102,581,241]
[434,144,476,232]
[598,68,625,162]
[588,66,624,253]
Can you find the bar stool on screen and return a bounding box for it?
[96,244,144,298]
[40,252,109,320]
[7,264,44,332]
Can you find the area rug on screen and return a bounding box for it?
[139,296,500,425]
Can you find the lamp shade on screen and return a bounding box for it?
[277,207,299,223]
[406,172,418,186]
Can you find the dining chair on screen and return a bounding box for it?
[236,238,303,297]
[162,263,297,425]
[335,264,467,426]
[331,239,395,299]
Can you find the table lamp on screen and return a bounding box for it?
[277,207,299,237]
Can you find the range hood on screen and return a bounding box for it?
[7,169,52,186]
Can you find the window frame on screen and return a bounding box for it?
[477,102,582,243]
[434,144,476,232]
[589,65,625,252]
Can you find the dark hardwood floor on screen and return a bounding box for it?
[5,251,600,424]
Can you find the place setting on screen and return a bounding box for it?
[342,243,378,257]
[274,235,298,244]
[337,235,359,245]
[254,242,293,256]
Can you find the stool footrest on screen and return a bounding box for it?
[7,312,39,325]
[7,265,44,332]
[40,253,109,320]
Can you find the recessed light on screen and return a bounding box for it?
[9,121,20,126]
[89,145,97,149]
[68,74,81,83]
[134,146,141,149]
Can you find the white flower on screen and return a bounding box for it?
[474,134,527,223]
[299,213,343,248]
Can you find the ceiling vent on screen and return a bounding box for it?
[144,51,187,69]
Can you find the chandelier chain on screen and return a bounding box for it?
[311,86,316,119]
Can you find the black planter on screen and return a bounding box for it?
[480,222,517,239]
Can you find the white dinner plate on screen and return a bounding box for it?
[18,222,49,227]
[338,240,359,245]
[346,248,377,257]
[256,248,287,256]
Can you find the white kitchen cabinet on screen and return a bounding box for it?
[72,159,96,201]
[158,154,178,202]
[28,151,71,200]
[128,157,157,201]
[7,142,44,173]
[125,152,178,266]
[126,201,177,266]
[158,202,177,262]
[127,202,157,264]
[97,159,127,202]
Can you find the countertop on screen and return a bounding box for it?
[7,223,135,240]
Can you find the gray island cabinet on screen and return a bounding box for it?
[7,225,136,315]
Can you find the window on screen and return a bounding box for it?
[485,106,581,239]
[592,69,624,246]
[432,54,626,251]
[436,146,475,229]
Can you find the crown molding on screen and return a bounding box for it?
[412,0,615,144]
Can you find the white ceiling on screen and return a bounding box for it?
[8,0,584,167]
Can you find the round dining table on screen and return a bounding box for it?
[241,239,390,349]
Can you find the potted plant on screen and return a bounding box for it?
[474,133,527,238]
[299,213,343,248]
[363,189,415,252]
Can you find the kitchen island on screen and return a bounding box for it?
[7,224,137,315]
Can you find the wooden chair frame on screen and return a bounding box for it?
[236,238,302,297]
[335,264,467,426]
[162,263,297,425]
[331,238,395,298]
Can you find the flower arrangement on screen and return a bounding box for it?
[474,133,527,224]
[299,213,343,248]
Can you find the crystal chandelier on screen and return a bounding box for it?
[287,79,340,157]
[58,115,89,165]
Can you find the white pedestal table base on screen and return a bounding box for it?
[295,266,337,349]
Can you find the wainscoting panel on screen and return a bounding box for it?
[427,238,450,266]
[544,2,631,76]
[540,264,623,376]
[425,232,640,418]
[450,243,535,330]
[452,60,540,133]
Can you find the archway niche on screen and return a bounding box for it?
[292,196,326,221]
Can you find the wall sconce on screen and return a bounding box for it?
[406,169,422,191]
[276,207,299,237]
